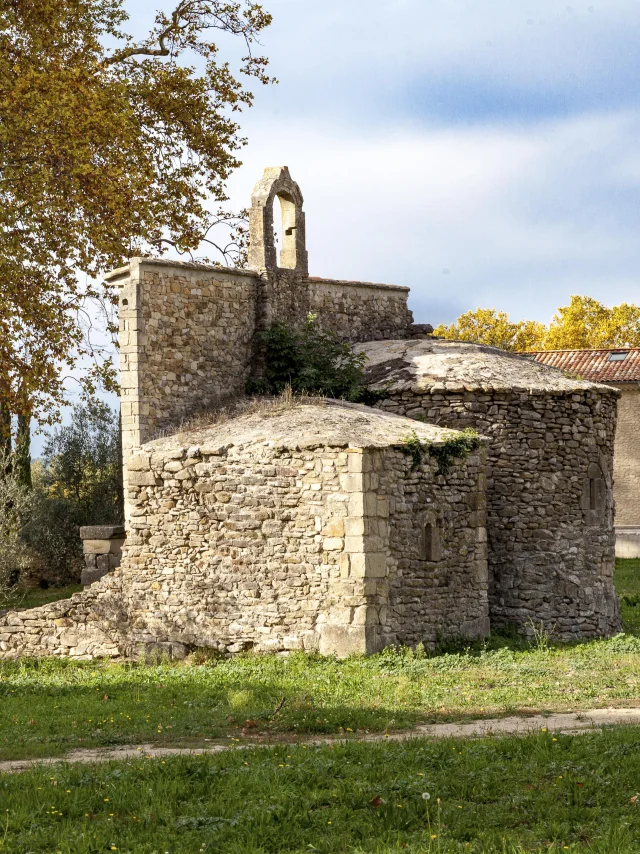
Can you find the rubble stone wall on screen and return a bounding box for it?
[87,436,486,657]
[305,277,413,342]
[110,260,413,455]
[381,447,490,647]
[0,573,125,660]
[375,387,621,638]
[112,259,260,453]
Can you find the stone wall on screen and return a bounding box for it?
[612,385,640,528]
[381,446,489,647]
[0,573,125,660]
[0,404,489,660]
[107,259,260,454]
[374,387,620,638]
[121,439,487,655]
[306,277,412,342]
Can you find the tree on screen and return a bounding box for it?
[0,0,274,433]
[543,296,640,350]
[23,402,123,581]
[433,297,640,352]
[0,449,35,600]
[432,309,545,352]
[247,314,370,401]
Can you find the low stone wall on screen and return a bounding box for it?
[0,573,125,660]
[80,526,125,586]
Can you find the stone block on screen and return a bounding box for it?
[81,566,110,586]
[80,526,125,541]
[127,471,159,487]
[82,540,111,555]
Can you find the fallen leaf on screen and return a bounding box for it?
[370,796,386,808]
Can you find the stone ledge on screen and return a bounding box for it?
[80,526,126,540]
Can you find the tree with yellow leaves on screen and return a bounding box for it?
[433,296,640,352]
[432,309,545,352]
[0,0,274,452]
[543,296,640,350]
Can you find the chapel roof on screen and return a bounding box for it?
[143,400,476,455]
[357,339,620,394]
[523,348,640,384]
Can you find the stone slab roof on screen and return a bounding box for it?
[143,401,474,455]
[358,339,620,394]
[525,348,640,384]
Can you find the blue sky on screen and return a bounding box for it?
[155,0,640,326]
[34,0,640,451]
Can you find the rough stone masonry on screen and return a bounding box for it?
[0,166,622,660]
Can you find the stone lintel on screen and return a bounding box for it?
[80,526,126,541]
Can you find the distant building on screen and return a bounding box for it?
[526,349,640,558]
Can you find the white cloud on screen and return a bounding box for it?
[227,106,640,324]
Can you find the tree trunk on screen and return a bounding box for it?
[15,413,31,489]
[0,400,10,461]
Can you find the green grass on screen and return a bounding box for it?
[2,727,640,852]
[0,561,637,763]
[2,634,640,762]
[614,559,640,634]
[7,584,83,610]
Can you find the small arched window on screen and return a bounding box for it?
[581,462,606,520]
[421,518,443,562]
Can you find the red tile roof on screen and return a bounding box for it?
[523,348,640,383]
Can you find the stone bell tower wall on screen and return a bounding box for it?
[108,258,261,454]
[107,167,413,460]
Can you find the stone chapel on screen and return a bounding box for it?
[0,167,621,660]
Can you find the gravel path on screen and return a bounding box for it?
[2,706,640,775]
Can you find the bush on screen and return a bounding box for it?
[247,314,374,402]
[22,402,123,584]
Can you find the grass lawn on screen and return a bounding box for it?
[2,727,640,852]
[0,561,638,763]
[615,559,640,634]
[7,584,84,610]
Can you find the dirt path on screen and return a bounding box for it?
[3,707,640,775]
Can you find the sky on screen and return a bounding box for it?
[33,0,640,451]
[127,0,640,326]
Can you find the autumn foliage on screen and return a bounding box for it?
[0,0,273,434]
[433,296,640,352]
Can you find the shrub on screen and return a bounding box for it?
[22,402,123,584]
[247,314,375,402]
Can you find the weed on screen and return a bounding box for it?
[397,428,481,473]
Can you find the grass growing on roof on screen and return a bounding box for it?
[2,726,640,852]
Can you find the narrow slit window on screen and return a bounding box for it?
[421,520,442,562]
